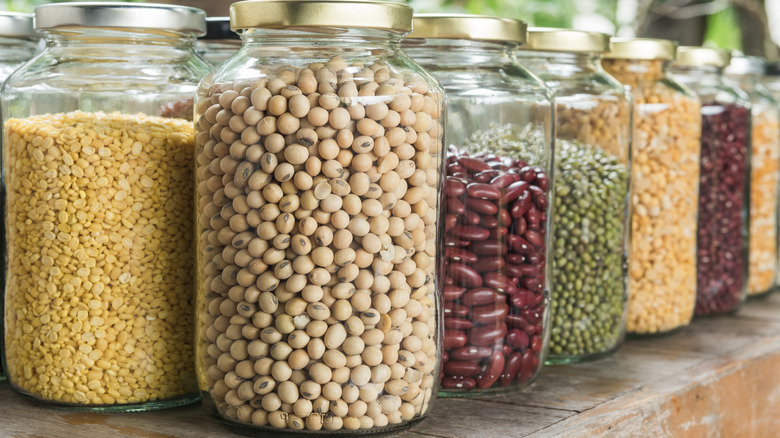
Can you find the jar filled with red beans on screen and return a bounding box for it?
[195,1,445,434]
[671,47,751,316]
[404,15,553,395]
[517,29,631,364]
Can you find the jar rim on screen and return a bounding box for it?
[0,12,37,39]
[519,27,610,54]
[34,2,206,36]
[230,0,413,34]
[405,14,526,44]
[673,46,730,68]
[604,38,676,61]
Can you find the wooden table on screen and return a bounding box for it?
[3,294,780,437]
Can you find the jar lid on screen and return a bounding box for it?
[0,12,36,39]
[406,14,526,44]
[674,46,730,68]
[604,38,676,60]
[724,55,765,76]
[202,17,239,40]
[521,27,610,53]
[34,2,207,36]
[230,1,413,33]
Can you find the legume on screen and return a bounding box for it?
[603,58,702,334]
[4,111,197,405]
[440,125,549,391]
[195,56,442,431]
[549,140,628,357]
[696,103,750,315]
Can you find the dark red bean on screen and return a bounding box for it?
[461,287,498,307]
[453,225,490,241]
[445,179,466,197]
[471,240,508,256]
[504,264,523,278]
[479,215,499,228]
[460,157,491,172]
[443,285,467,301]
[445,318,475,330]
[500,181,528,204]
[474,170,500,183]
[445,247,479,263]
[522,308,542,324]
[443,361,482,377]
[466,183,501,200]
[443,329,468,349]
[520,277,543,293]
[506,329,529,349]
[445,235,471,247]
[488,226,509,240]
[498,208,512,226]
[530,335,543,353]
[444,303,470,318]
[447,164,465,175]
[445,214,458,232]
[535,172,549,191]
[519,349,536,376]
[440,376,476,390]
[512,216,527,235]
[448,263,483,288]
[525,205,540,226]
[483,272,513,291]
[529,185,547,209]
[468,324,507,346]
[472,257,505,272]
[518,166,536,182]
[506,314,527,329]
[447,197,466,215]
[510,290,536,309]
[518,264,542,277]
[475,350,505,389]
[507,253,526,264]
[450,346,493,361]
[464,197,498,215]
[499,352,523,386]
[510,192,532,217]
[471,303,509,324]
[490,173,519,189]
[509,235,535,255]
[524,230,544,248]
[459,210,481,225]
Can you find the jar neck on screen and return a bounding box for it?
[671,65,723,86]
[602,58,668,83]
[239,28,402,54]
[43,28,197,60]
[515,51,605,78]
[0,36,37,63]
[727,73,761,94]
[402,39,518,68]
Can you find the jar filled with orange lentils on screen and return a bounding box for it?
[603,38,702,335]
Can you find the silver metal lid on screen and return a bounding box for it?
[34,2,207,36]
[725,55,765,76]
[0,12,36,39]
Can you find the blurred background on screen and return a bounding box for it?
[2,0,778,59]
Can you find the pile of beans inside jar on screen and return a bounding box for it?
[548,140,628,358]
[4,111,197,405]
[603,58,702,335]
[195,56,442,432]
[440,127,548,392]
[746,105,779,296]
[696,103,750,315]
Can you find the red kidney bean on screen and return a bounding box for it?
[440,376,476,390]
[518,166,536,182]
[445,247,479,263]
[445,214,458,232]
[472,257,505,272]
[501,180,529,204]
[506,314,527,329]
[448,263,483,288]
[475,350,505,389]
[530,335,543,353]
[447,197,465,215]
[464,197,498,215]
[479,215,499,228]
[524,229,544,248]
[510,192,532,218]
[504,264,523,278]
[470,303,509,324]
[483,272,513,291]
[470,239,508,255]
[468,324,507,346]
[506,329,529,349]
[488,227,509,240]
[450,346,493,361]
[507,253,526,264]
[522,308,542,324]
[461,287,498,307]
[444,303,469,318]
[508,235,535,255]
[519,350,536,375]
[443,285,467,301]
[529,185,547,209]
[443,361,482,377]
[445,235,471,247]
[460,157,491,172]
[475,170,499,183]
[445,318,475,330]
[509,289,536,309]
[520,277,543,293]
[445,178,466,197]
[512,216,527,235]
[443,329,468,349]
[466,182,501,200]
[453,225,490,241]
[535,172,549,191]
[525,205,540,226]
[499,352,523,386]
[490,173,519,189]
[498,208,512,226]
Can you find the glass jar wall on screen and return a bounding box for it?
[196,17,240,67]
[2,2,210,410]
[762,61,780,292]
[603,38,701,336]
[671,47,751,316]
[725,55,780,298]
[0,11,39,383]
[516,29,631,364]
[404,14,553,394]
[194,1,444,434]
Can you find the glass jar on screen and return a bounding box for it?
[404,15,552,393]
[2,2,209,410]
[603,39,701,336]
[726,55,780,298]
[516,29,631,364]
[671,47,751,316]
[196,17,240,66]
[0,11,39,383]
[194,1,444,434]
[762,61,780,292]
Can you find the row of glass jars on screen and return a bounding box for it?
[1,0,777,435]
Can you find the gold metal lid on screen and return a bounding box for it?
[604,38,676,60]
[406,14,526,44]
[230,0,413,33]
[674,46,730,68]
[520,27,610,53]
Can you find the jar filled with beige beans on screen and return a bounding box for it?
[761,62,780,291]
[194,1,444,434]
[2,3,210,409]
[726,55,780,297]
[603,39,702,335]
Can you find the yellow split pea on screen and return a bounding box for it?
[4,111,197,405]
